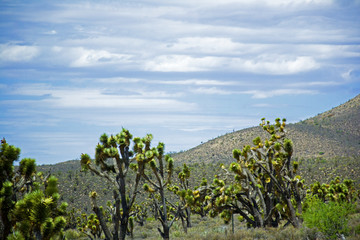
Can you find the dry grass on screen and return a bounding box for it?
[115,213,360,240]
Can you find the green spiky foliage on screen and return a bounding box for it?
[10,186,67,240]
[168,164,192,232]
[306,176,358,204]
[127,216,134,238]
[199,118,305,228]
[80,129,158,240]
[141,142,178,240]
[180,177,210,219]
[77,212,103,240]
[0,138,21,239]
[130,201,148,227]
[1,138,67,240]
[168,164,209,233]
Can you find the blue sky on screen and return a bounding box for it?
[1,0,359,165]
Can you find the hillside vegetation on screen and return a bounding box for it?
[173,94,360,164]
[36,94,360,216]
[31,94,360,240]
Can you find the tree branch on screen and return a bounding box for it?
[90,196,112,240]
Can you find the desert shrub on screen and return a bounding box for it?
[63,229,83,239]
[303,196,355,239]
[271,226,306,240]
[347,211,360,239]
[140,231,148,239]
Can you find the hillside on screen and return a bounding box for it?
[173,94,360,164]
[37,94,360,215]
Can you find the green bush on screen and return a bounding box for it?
[303,196,355,239]
[64,229,82,239]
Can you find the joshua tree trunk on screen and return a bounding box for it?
[160,188,170,240]
[119,222,127,240]
[1,213,12,240]
[162,225,170,240]
[286,198,301,228]
[185,207,192,228]
[158,221,170,240]
[91,196,112,240]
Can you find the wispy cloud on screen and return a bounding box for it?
[10,84,195,111]
[49,46,134,68]
[190,87,234,95]
[69,48,133,68]
[0,0,359,164]
[286,81,343,88]
[239,55,320,75]
[0,44,39,62]
[43,30,57,35]
[168,37,240,54]
[243,89,318,99]
[144,55,223,72]
[144,54,320,74]
[154,79,237,86]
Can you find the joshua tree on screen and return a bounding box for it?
[307,176,358,204]
[141,141,179,240]
[0,138,67,240]
[80,129,161,240]
[0,138,21,239]
[131,201,148,227]
[199,118,305,228]
[176,164,192,229]
[77,212,103,240]
[168,164,209,233]
[10,176,68,240]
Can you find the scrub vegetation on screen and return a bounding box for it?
[1,95,360,239]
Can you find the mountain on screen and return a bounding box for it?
[173,94,360,164]
[37,94,360,214]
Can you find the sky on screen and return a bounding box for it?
[0,0,359,165]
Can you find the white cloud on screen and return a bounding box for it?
[0,44,39,62]
[190,87,233,95]
[48,46,134,68]
[190,85,322,97]
[154,79,237,86]
[145,54,319,74]
[173,0,331,8]
[96,77,142,84]
[144,55,223,72]
[47,94,191,111]
[341,69,354,81]
[169,37,239,54]
[264,0,331,7]
[10,84,196,112]
[240,55,320,75]
[165,38,360,60]
[95,77,239,87]
[69,47,133,67]
[286,81,342,88]
[44,30,57,35]
[44,3,186,23]
[243,89,318,98]
[296,44,360,59]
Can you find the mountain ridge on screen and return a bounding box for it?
[172,94,360,164]
[36,94,360,214]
